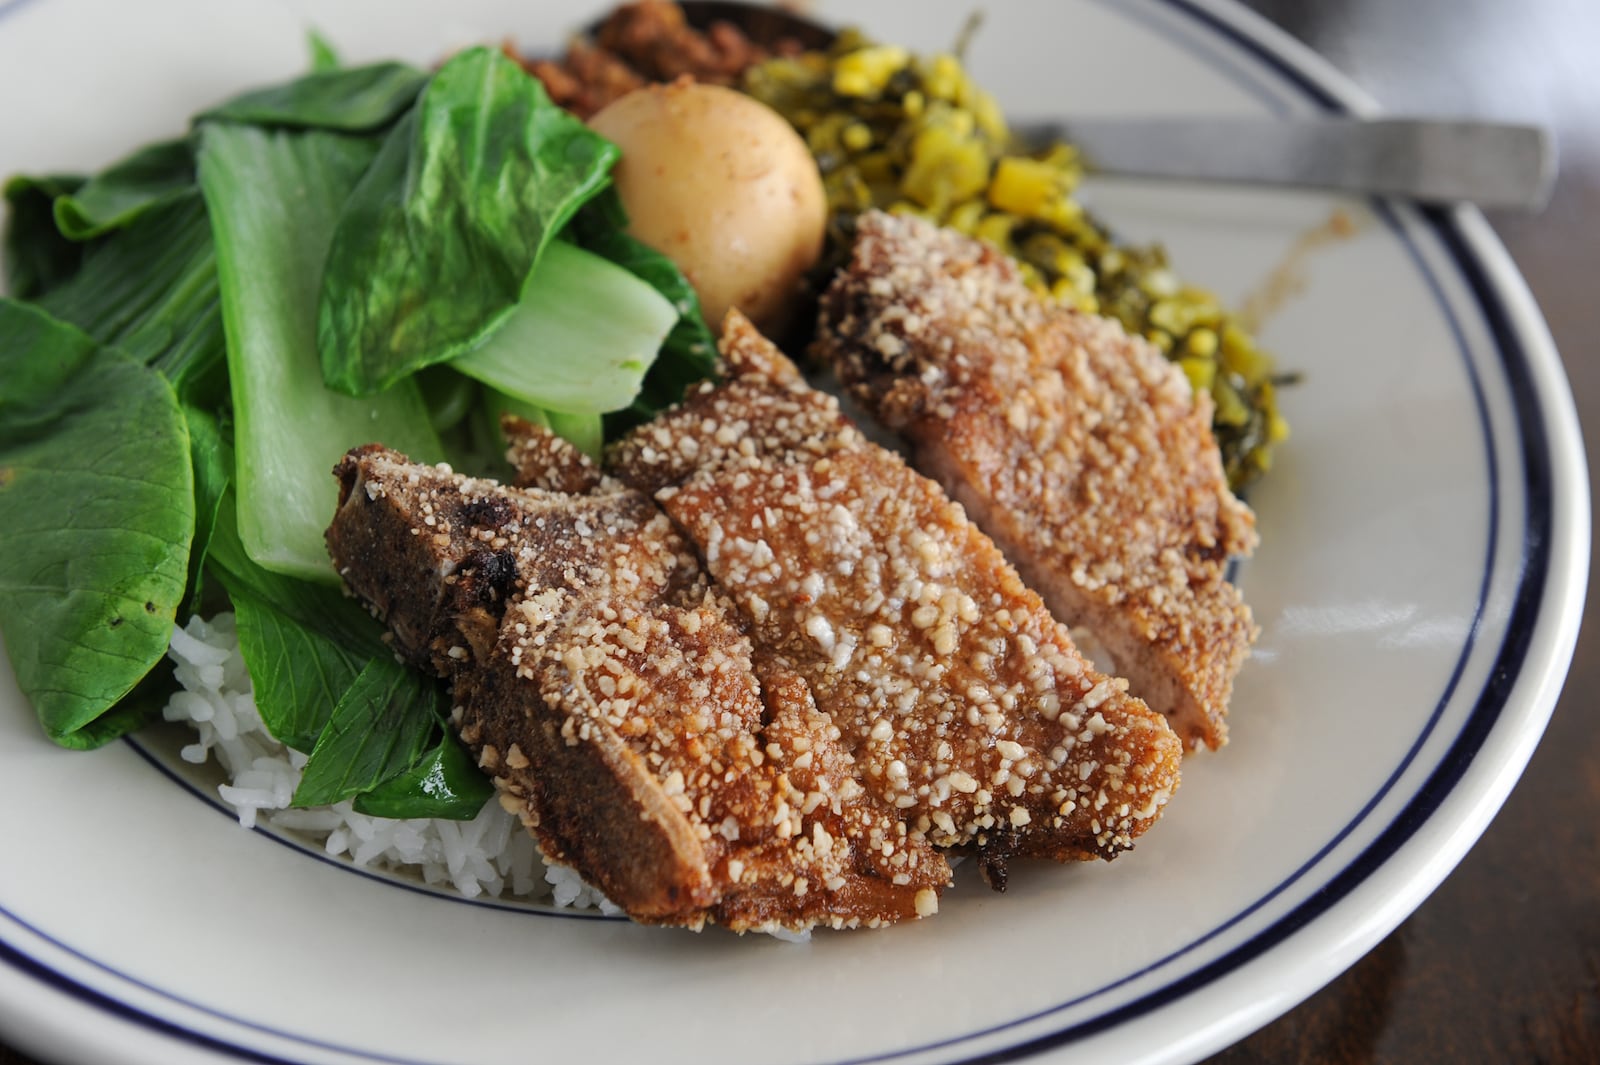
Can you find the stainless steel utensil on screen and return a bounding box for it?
[1012,116,1554,210]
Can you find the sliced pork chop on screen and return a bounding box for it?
[327,436,948,932]
[609,312,1183,884]
[814,211,1258,751]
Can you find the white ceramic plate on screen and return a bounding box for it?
[0,1,1587,1063]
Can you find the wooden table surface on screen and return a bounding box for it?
[1202,0,1600,1060]
[3,0,1596,1062]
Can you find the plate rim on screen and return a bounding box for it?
[0,1,1587,1064]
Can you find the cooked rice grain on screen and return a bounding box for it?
[162,613,615,910]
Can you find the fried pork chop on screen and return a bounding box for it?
[609,312,1183,883]
[327,433,948,932]
[814,211,1258,751]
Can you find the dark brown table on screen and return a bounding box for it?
[3,0,1595,1062]
[1202,0,1600,1061]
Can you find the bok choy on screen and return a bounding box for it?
[0,42,715,818]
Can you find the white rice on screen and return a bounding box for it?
[162,612,618,912]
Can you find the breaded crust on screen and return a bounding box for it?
[327,439,948,932]
[609,312,1183,881]
[814,211,1258,750]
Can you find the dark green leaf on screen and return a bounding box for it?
[2,173,87,298]
[0,300,194,748]
[192,405,387,756]
[317,47,618,396]
[353,728,493,820]
[307,29,342,73]
[204,485,389,660]
[38,194,227,407]
[201,62,425,132]
[198,122,442,581]
[180,405,233,617]
[569,190,718,433]
[231,585,367,753]
[52,138,197,241]
[292,654,444,808]
[62,664,177,751]
[418,365,480,434]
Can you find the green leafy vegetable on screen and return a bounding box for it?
[292,654,446,808]
[203,482,389,660]
[52,138,196,241]
[181,405,233,617]
[70,666,180,752]
[2,173,87,298]
[39,195,227,406]
[475,387,607,467]
[198,122,441,581]
[205,476,412,757]
[0,40,716,825]
[317,46,618,396]
[0,299,193,747]
[568,190,718,429]
[202,62,426,132]
[453,238,676,415]
[546,408,606,461]
[354,729,494,820]
[230,586,367,753]
[307,30,343,74]
[192,423,404,757]
[419,365,479,434]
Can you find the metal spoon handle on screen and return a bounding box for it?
[1019,117,1556,210]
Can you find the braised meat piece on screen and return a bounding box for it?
[520,0,811,119]
[813,211,1258,751]
[609,312,1183,881]
[327,431,948,932]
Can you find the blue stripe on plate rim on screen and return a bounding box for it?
[0,0,1571,1062]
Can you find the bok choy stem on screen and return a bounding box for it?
[451,238,677,417]
[198,123,441,583]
